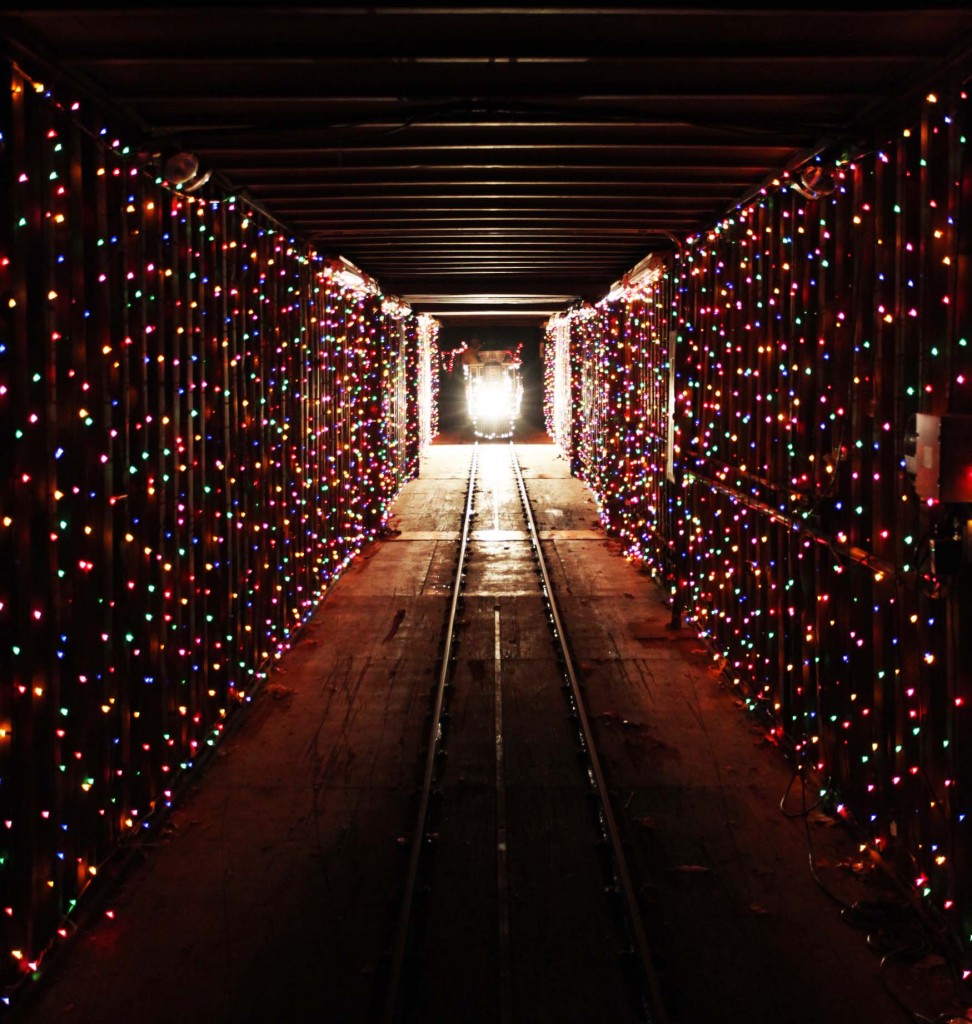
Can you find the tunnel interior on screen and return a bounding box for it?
[1,5,972,1020]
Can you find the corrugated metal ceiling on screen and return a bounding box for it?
[4,4,972,323]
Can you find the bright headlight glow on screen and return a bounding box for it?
[474,380,513,418]
[463,355,523,438]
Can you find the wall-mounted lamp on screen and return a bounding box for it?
[161,151,212,193]
[324,256,380,296]
[136,148,212,193]
[791,164,837,201]
[603,254,665,304]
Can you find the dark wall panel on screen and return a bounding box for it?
[547,87,972,938]
[0,63,426,988]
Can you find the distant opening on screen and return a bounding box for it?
[437,323,546,441]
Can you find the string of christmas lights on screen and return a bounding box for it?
[0,61,437,997]
[417,314,440,451]
[546,86,971,940]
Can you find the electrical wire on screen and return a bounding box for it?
[780,763,972,1022]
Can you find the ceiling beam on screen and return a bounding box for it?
[130,94,860,123]
[247,184,740,197]
[300,213,703,225]
[242,173,755,189]
[267,201,715,212]
[200,143,800,161]
[66,53,919,69]
[212,149,788,171]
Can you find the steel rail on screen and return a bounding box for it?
[509,441,669,1024]
[381,442,479,1024]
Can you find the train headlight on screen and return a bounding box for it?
[477,381,511,418]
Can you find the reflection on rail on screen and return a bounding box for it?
[381,442,667,1024]
[509,442,668,1023]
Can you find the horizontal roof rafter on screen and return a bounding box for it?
[6,4,972,324]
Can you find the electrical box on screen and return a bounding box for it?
[905,414,972,502]
[930,517,964,577]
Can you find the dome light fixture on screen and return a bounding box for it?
[792,163,837,201]
[161,151,212,193]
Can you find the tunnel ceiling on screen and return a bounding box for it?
[4,4,972,326]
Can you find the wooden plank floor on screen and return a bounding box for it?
[14,443,918,1023]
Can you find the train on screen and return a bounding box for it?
[460,346,524,439]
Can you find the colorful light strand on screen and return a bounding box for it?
[547,86,971,938]
[0,61,437,997]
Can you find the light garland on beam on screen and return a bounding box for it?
[0,60,437,1004]
[545,86,971,942]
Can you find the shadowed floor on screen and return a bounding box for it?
[13,443,940,1024]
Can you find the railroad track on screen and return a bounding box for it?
[380,441,668,1024]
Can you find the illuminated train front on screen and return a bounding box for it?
[462,348,524,439]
